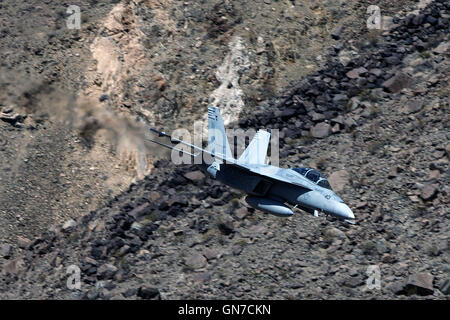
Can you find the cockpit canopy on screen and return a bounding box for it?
[292,168,332,190]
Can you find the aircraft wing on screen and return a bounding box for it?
[147,127,238,164]
[234,162,314,191]
[147,128,312,191]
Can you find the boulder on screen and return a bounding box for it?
[333,94,348,104]
[184,170,206,183]
[420,184,438,201]
[17,236,31,249]
[2,258,24,274]
[97,264,118,280]
[122,288,138,298]
[323,227,347,241]
[0,243,12,258]
[346,67,367,79]
[331,25,343,40]
[185,252,207,270]
[218,217,234,235]
[62,219,77,231]
[407,100,423,113]
[433,42,449,54]
[203,247,221,260]
[128,202,151,219]
[439,279,450,295]
[310,122,331,139]
[328,170,350,192]
[137,286,160,300]
[404,273,434,296]
[235,207,248,220]
[149,191,161,201]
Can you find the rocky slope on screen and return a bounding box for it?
[2,0,411,241]
[0,0,449,299]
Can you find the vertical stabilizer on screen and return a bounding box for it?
[207,106,233,161]
[237,130,270,165]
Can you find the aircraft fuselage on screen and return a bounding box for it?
[205,162,354,221]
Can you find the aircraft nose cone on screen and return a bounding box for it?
[335,202,355,219]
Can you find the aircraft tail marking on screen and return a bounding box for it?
[207,106,233,161]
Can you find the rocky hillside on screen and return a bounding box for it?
[2,0,414,242]
[0,0,449,299]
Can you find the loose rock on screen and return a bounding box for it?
[310,122,331,139]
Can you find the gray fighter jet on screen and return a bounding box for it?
[148,106,355,224]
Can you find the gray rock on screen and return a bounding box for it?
[0,111,22,125]
[232,245,243,256]
[122,288,138,298]
[439,279,450,295]
[404,273,434,296]
[3,258,24,274]
[310,122,331,139]
[86,289,100,300]
[235,207,248,219]
[346,67,367,79]
[311,111,325,121]
[407,100,423,113]
[381,16,397,30]
[218,217,234,235]
[118,245,131,256]
[388,166,399,179]
[84,257,98,266]
[323,227,347,241]
[62,219,77,231]
[331,25,343,40]
[203,247,221,260]
[387,280,406,295]
[128,202,151,220]
[433,42,449,54]
[375,238,388,254]
[369,68,383,77]
[343,117,357,128]
[360,241,376,255]
[130,221,143,231]
[97,264,118,280]
[420,184,438,201]
[17,236,31,249]
[331,115,345,125]
[0,243,12,258]
[149,191,161,201]
[343,276,364,288]
[382,72,412,93]
[331,123,340,133]
[137,286,160,299]
[280,108,296,118]
[333,94,348,104]
[184,170,205,183]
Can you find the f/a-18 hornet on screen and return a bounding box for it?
[148,106,355,224]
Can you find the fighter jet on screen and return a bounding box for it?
[147,106,355,224]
